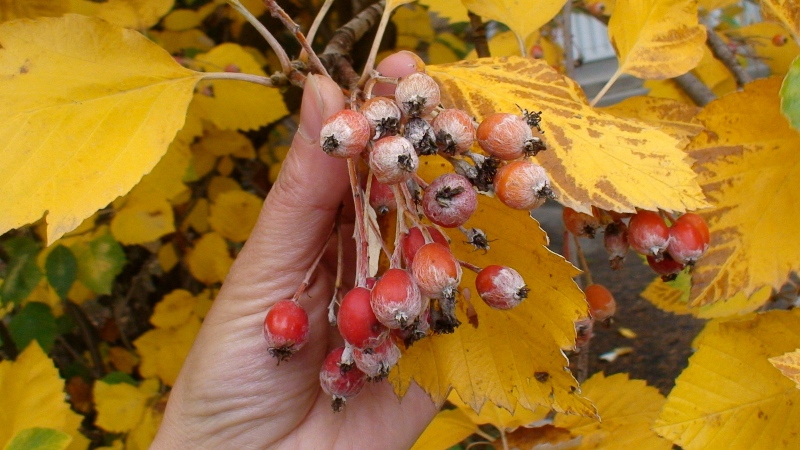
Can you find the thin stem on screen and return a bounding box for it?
[357,2,394,86]
[590,68,622,107]
[329,209,344,325]
[468,12,490,58]
[674,72,716,106]
[514,32,526,57]
[499,427,509,450]
[561,0,575,78]
[572,235,593,286]
[302,0,335,58]
[264,0,330,77]
[347,158,370,286]
[202,71,276,87]
[227,0,293,74]
[390,184,407,268]
[292,225,335,302]
[458,259,482,273]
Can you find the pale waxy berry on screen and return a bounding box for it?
[603,221,629,270]
[337,287,389,351]
[320,346,367,412]
[628,210,670,259]
[370,268,424,329]
[667,216,709,265]
[404,117,438,155]
[493,160,553,210]
[477,112,545,160]
[411,243,462,300]
[563,207,602,238]
[400,225,450,267]
[353,338,401,381]
[647,253,685,282]
[263,299,310,363]
[574,318,594,348]
[433,109,475,155]
[361,96,402,139]
[369,136,419,185]
[393,306,431,347]
[584,284,616,322]
[319,110,371,158]
[422,173,477,228]
[475,265,529,310]
[394,72,441,117]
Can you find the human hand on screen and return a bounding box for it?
[151,52,438,449]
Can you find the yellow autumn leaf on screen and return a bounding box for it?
[150,289,198,329]
[427,57,708,214]
[608,0,705,79]
[419,0,470,23]
[125,406,163,450]
[181,198,210,234]
[134,315,202,386]
[157,242,179,273]
[108,346,139,374]
[460,0,567,53]
[93,381,150,433]
[654,309,800,449]
[0,0,68,22]
[68,0,174,30]
[687,77,800,306]
[0,342,88,450]
[149,29,216,55]
[770,349,800,389]
[162,0,224,31]
[208,190,263,243]
[186,232,234,285]
[448,390,548,431]
[392,161,594,418]
[110,194,175,246]
[600,95,703,143]
[207,176,242,202]
[411,408,479,450]
[761,0,800,38]
[393,4,435,50]
[735,22,800,76]
[0,14,203,245]
[129,138,191,205]
[554,372,671,450]
[194,127,257,158]
[192,43,289,131]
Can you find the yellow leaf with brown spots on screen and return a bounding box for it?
[687,77,800,306]
[770,349,800,389]
[427,57,708,215]
[761,0,800,38]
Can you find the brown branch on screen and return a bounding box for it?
[561,1,575,77]
[468,12,490,58]
[319,1,385,89]
[705,25,752,87]
[674,72,716,106]
[263,0,330,77]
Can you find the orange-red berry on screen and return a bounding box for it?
[584,284,616,322]
[320,346,367,412]
[563,207,602,238]
[411,242,462,300]
[627,210,670,259]
[263,299,310,363]
[319,110,371,158]
[493,160,553,210]
[475,265,528,310]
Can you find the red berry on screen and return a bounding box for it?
[574,318,594,348]
[584,284,616,322]
[674,213,709,246]
[493,160,553,210]
[400,225,450,267]
[529,44,544,59]
[773,34,788,46]
[627,210,670,259]
[647,253,684,281]
[367,174,396,216]
[320,347,367,412]
[411,243,462,300]
[475,265,528,310]
[423,173,478,227]
[263,299,310,363]
[394,72,440,117]
[667,218,708,265]
[361,96,402,139]
[563,207,602,238]
[603,221,629,270]
[433,109,475,155]
[319,110,371,158]
[370,268,424,329]
[353,338,401,380]
[477,112,545,160]
[338,287,389,350]
[369,136,419,185]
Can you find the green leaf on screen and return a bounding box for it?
[780,56,800,130]
[6,427,72,450]
[9,302,58,353]
[73,233,126,295]
[0,236,43,306]
[101,371,138,386]
[45,245,77,300]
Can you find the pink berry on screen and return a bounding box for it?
[603,221,629,270]
[367,174,396,215]
[353,338,401,380]
[361,96,402,139]
[370,268,424,329]
[369,136,419,185]
[422,173,477,228]
[338,287,389,350]
[411,243,462,300]
[263,299,310,363]
[493,160,553,210]
[475,265,528,310]
[433,109,475,155]
[628,210,670,259]
[394,72,440,117]
[400,225,450,267]
[320,347,367,412]
[319,110,371,158]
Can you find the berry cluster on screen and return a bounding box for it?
[263,64,556,411]
[562,207,710,280]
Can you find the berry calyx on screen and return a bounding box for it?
[423,173,478,228]
[475,265,529,310]
[477,112,545,160]
[411,242,462,301]
[320,347,367,412]
[563,207,602,238]
[369,136,419,185]
[263,299,310,363]
[603,220,629,270]
[627,210,670,259]
[493,160,553,210]
[584,284,616,322]
[394,72,441,117]
[338,287,389,351]
[370,268,424,329]
[319,110,371,158]
[361,96,402,139]
[404,117,438,155]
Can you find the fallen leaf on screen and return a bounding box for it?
[6,428,72,450]
[0,14,202,244]
[655,309,800,449]
[69,0,174,30]
[208,190,263,243]
[134,315,202,386]
[149,289,198,329]
[110,194,175,245]
[427,57,708,214]
[186,232,234,285]
[93,381,151,433]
